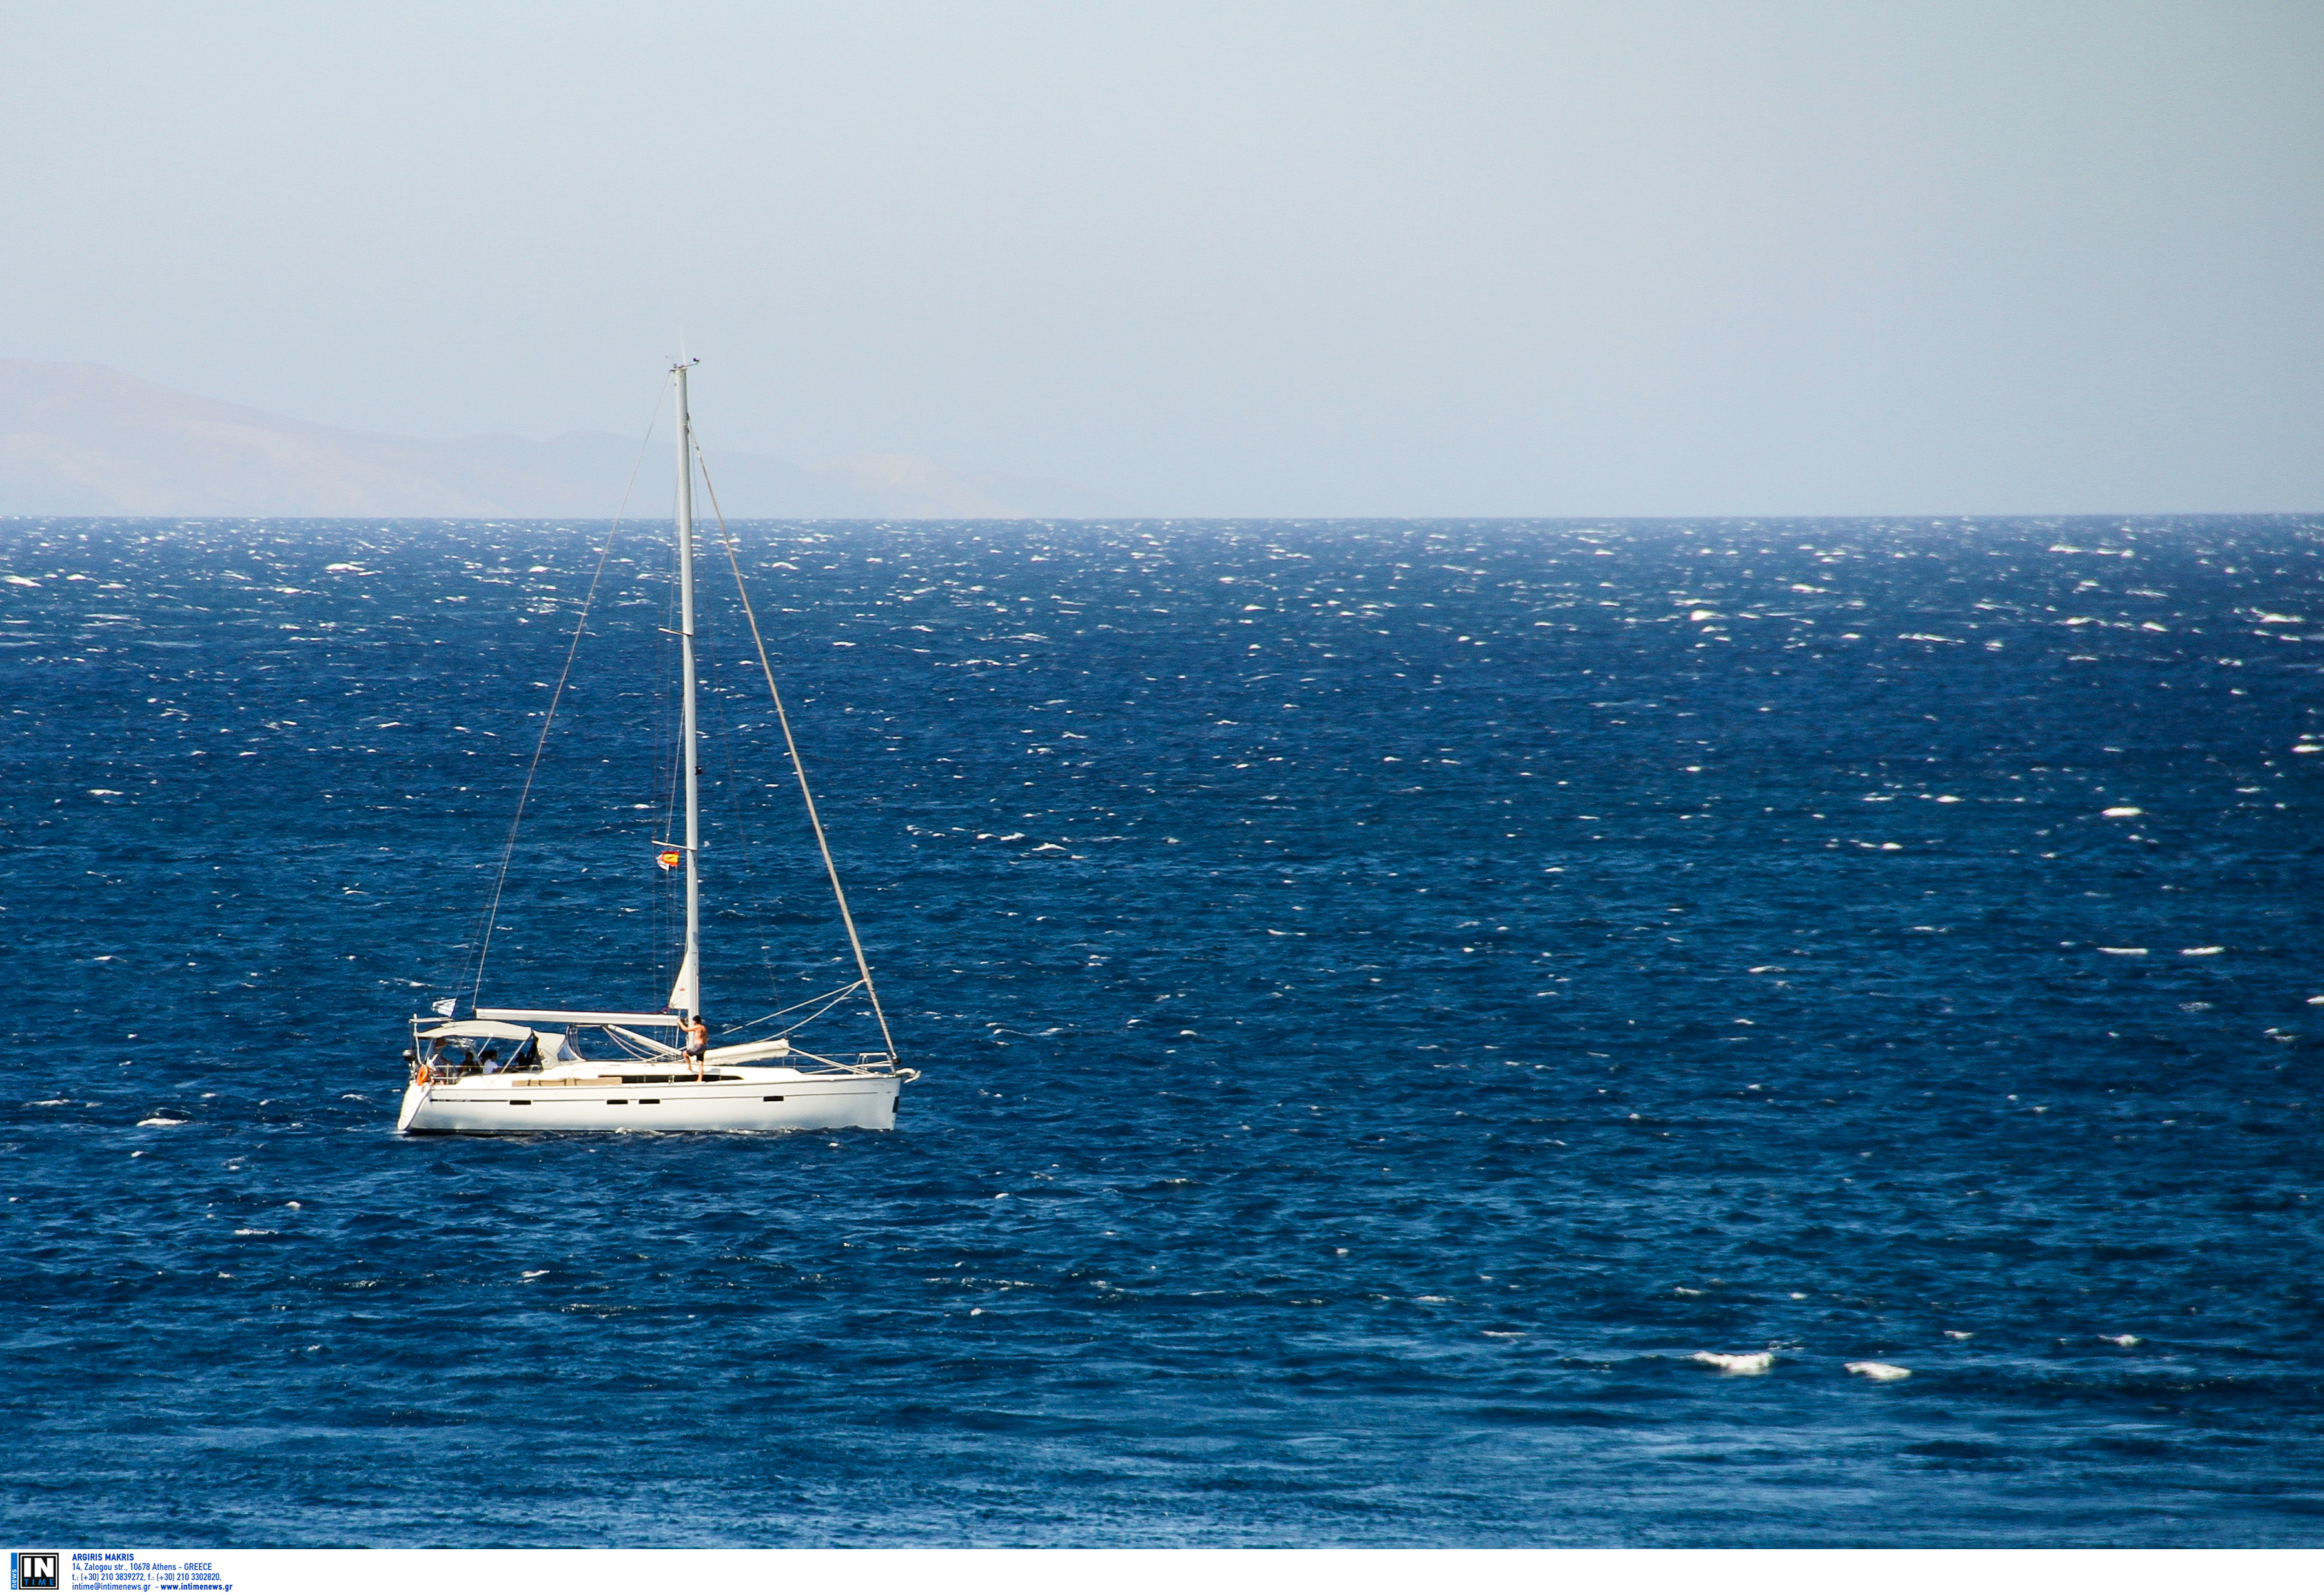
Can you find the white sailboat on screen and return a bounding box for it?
[397,361,915,1135]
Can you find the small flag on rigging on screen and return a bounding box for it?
[657,849,682,871]
[431,998,456,1017]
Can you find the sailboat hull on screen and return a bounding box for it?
[397,1073,900,1135]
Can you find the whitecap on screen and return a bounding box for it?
[1845,1361,1911,1380]
[2101,806,2143,817]
[137,1116,187,1127]
[2100,1334,2142,1346]
[1943,1330,1973,1340]
[522,1270,550,1280]
[2098,948,2148,956]
[2180,947,2224,956]
[1691,1350,1773,1374]
[232,1228,275,1237]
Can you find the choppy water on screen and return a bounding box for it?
[4,514,2322,1547]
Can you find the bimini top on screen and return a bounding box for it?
[417,1020,536,1041]
[474,1008,688,1028]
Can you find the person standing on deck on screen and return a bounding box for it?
[684,1015,708,1075]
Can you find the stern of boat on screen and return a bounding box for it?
[396,1079,431,1134]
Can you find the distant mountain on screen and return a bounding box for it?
[0,359,1105,518]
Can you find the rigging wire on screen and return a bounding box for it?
[603,1028,675,1061]
[766,981,870,1039]
[692,440,902,1064]
[717,979,864,1036]
[692,613,793,1013]
[653,477,684,999]
[463,372,671,1009]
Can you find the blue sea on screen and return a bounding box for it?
[4,514,2321,1547]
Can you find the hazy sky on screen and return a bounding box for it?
[5,1,2319,515]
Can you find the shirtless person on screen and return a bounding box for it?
[684,1015,708,1075]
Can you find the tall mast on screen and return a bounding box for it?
[668,359,702,1020]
